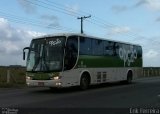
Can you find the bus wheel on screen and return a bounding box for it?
[80,73,90,90]
[127,71,133,84]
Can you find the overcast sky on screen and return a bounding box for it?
[0,0,160,67]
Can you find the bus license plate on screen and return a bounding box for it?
[38,82,44,86]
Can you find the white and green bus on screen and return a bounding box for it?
[23,33,142,89]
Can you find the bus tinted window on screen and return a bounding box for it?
[136,46,142,58]
[64,36,78,70]
[80,37,92,55]
[92,39,104,56]
[104,41,119,56]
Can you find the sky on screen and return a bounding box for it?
[0,0,160,67]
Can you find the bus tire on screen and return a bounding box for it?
[80,73,90,90]
[126,71,133,84]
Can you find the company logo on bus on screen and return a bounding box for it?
[49,39,61,46]
[119,46,137,67]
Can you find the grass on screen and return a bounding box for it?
[0,67,26,88]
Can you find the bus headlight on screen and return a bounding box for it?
[26,76,32,80]
[50,76,62,80]
[53,76,60,80]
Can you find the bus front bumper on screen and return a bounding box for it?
[26,79,62,88]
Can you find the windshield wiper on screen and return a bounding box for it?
[32,50,41,72]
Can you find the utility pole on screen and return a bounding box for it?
[77,15,91,34]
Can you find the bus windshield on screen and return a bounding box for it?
[26,37,65,72]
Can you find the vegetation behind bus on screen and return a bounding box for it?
[0,66,26,87]
[1,66,160,88]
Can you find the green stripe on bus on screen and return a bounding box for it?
[77,55,142,68]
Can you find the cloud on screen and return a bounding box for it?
[107,26,131,36]
[139,35,160,67]
[156,17,160,22]
[41,15,58,21]
[134,0,148,7]
[26,30,45,37]
[0,17,45,65]
[143,49,160,67]
[0,18,22,42]
[65,4,79,15]
[17,0,37,14]
[135,0,160,11]
[144,49,159,59]
[111,0,160,14]
[40,14,59,27]
[0,41,20,55]
[111,5,129,13]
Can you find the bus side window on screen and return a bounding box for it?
[104,41,113,56]
[80,37,92,55]
[104,41,119,56]
[92,39,104,56]
[64,36,78,70]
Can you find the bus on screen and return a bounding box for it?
[23,33,142,90]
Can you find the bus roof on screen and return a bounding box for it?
[33,33,141,47]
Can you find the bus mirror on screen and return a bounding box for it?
[23,47,30,60]
[23,51,25,60]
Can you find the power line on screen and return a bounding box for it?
[32,0,142,37]
[24,0,109,31]
[24,0,77,17]
[24,0,112,30]
[3,0,159,46]
[28,0,160,46]
[0,10,76,32]
[45,0,90,17]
